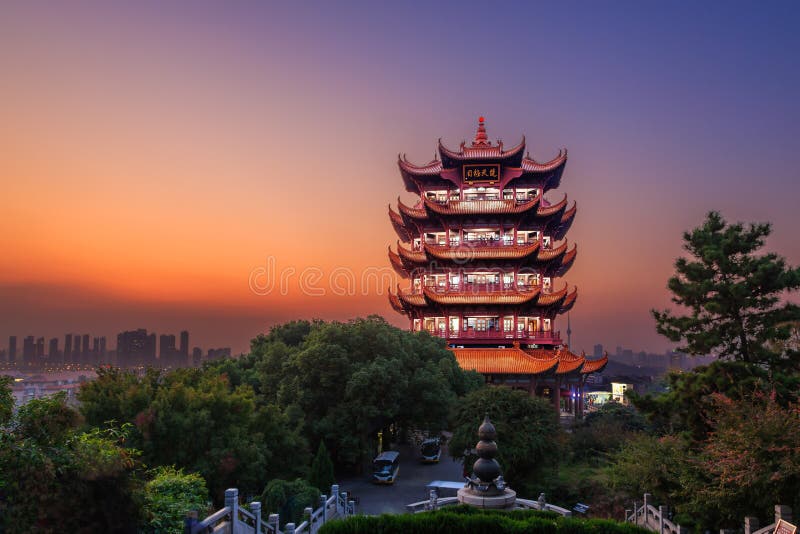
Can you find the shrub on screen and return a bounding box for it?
[318,506,650,534]
[140,466,209,533]
[261,478,320,527]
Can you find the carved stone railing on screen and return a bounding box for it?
[404,490,572,516]
[190,484,354,534]
[626,493,793,534]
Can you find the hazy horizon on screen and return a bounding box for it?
[2,1,799,356]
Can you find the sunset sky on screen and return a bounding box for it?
[2,1,799,355]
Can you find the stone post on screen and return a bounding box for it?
[428,489,439,510]
[659,505,666,534]
[625,509,631,522]
[250,502,261,534]
[643,493,652,525]
[744,516,759,534]
[331,484,340,514]
[225,488,239,534]
[184,510,198,534]
[320,494,328,523]
[633,501,638,525]
[538,492,546,511]
[348,499,355,515]
[776,505,793,524]
[304,507,313,526]
[341,492,348,515]
[268,513,279,533]
[285,523,295,534]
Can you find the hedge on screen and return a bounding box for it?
[318,506,650,534]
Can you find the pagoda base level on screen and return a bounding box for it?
[457,487,517,509]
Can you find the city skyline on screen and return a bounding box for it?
[2,2,799,355]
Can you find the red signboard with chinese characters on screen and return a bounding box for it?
[462,164,500,184]
[776,520,797,534]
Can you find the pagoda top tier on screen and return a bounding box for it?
[398,117,568,193]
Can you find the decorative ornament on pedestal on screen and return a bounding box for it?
[458,415,517,509]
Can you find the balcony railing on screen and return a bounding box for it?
[425,329,562,344]
[411,283,545,295]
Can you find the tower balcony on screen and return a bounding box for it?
[427,328,562,346]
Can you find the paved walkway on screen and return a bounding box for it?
[339,443,464,515]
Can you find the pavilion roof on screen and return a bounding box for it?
[537,194,568,218]
[537,240,569,262]
[559,287,578,313]
[398,156,444,176]
[520,149,568,173]
[452,345,558,375]
[424,196,540,216]
[451,344,606,377]
[424,241,540,262]
[581,354,609,374]
[423,286,540,306]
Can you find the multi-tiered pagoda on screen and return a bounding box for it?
[388,118,606,416]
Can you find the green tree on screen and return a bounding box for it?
[652,211,800,368]
[569,402,649,462]
[140,466,209,534]
[308,441,335,493]
[0,392,140,533]
[252,316,481,469]
[693,393,800,527]
[630,360,799,439]
[0,375,14,425]
[449,386,559,485]
[260,478,320,528]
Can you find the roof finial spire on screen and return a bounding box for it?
[472,116,491,147]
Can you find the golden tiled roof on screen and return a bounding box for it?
[553,348,585,374]
[396,241,426,263]
[520,149,567,173]
[423,287,540,305]
[581,354,609,374]
[438,137,526,161]
[397,197,428,220]
[452,346,559,375]
[536,284,569,306]
[388,293,405,314]
[537,194,568,217]
[398,156,443,176]
[424,196,540,216]
[537,240,568,261]
[398,292,426,307]
[560,287,578,313]
[424,241,540,261]
[561,201,577,223]
[387,248,409,278]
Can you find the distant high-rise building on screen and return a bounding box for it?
[35,337,45,362]
[179,330,189,359]
[192,347,202,367]
[8,336,16,363]
[615,346,623,358]
[593,344,603,359]
[73,335,82,361]
[82,334,90,361]
[99,337,107,362]
[23,336,35,364]
[0,349,5,363]
[64,334,73,364]
[48,337,59,362]
[117,329,156,367]
[622,349,634,365]
[207,348,231,360]
[159,334,176,357]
